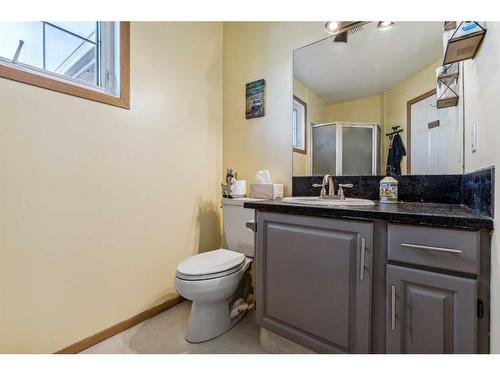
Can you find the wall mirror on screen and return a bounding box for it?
[292,21,464,177]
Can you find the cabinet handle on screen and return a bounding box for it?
[400,243,463,254]
[360,238,366,281]
[391,285,396,330]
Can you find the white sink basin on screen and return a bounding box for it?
[282,196,375,207]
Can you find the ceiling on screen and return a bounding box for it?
[293,22,443,104]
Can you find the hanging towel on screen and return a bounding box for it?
[386,133,406,175]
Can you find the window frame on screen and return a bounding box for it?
[0,21,130,109]
[292,95,307,154]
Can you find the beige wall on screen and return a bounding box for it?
[223,22,326,194]
[293,78,329,176]
[462,22,500,353]
[328,94,383,125]
[293,78,330,125]
[0,22,223,353]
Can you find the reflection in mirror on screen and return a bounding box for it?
[292,21,464,176]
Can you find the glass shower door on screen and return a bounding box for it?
[341,126,375,175]
[312,124,337,175]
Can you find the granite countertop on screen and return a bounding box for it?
[244,199,494,230]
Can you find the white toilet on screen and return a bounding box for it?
[174,197,261,343]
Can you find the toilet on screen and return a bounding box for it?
[174,197,261,343]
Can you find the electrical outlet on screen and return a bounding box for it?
[471,122,477,153]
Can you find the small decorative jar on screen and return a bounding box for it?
[380,176,398,204]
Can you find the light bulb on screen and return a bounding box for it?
[325,21,340,34]
[378,21,395,31]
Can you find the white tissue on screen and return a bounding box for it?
[255,170,272,184]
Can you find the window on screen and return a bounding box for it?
[292,96,307,154]
[0,21,129,109]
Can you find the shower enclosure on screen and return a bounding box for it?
[311,122,380,176]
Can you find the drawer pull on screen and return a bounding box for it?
[360,238,366,280]
[391,285,396,330]
[400,243,463,255]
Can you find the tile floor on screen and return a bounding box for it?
[82,301,269,354]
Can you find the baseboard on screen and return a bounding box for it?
[55,295,185,354]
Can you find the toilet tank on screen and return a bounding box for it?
[222,197,262,257]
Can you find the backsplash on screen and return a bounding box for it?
[292,167,494,217]
[462,167,494,217]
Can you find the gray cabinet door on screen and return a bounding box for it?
[386,264,477,353]
[255,212,373,353]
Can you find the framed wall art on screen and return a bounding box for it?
[245,79,265,119]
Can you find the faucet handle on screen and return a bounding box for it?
[313,182,326,197]
[338,183,353,199]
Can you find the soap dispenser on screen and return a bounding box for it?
[379,173,398,204]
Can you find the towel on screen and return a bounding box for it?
[386,133,406,175]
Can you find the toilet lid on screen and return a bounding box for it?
[176,249,246,277]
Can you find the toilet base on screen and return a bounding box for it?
[175,258,253,343]
[185,300,247,343]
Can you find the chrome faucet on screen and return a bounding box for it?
[313,175,336,199]
[313,176,354,200]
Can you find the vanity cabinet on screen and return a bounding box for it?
[386,224,485,354]
[386,264,476,353]
[252,209,490,354]
[255,212,373,353]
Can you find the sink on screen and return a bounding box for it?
[282,196,375,207]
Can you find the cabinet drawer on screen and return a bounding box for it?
[388,224,479,274]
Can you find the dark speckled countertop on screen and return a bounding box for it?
[244,200,493,230]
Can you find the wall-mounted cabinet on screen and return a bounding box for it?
[443,21,486,64]
[436,63,460,109]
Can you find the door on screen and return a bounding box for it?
[410,94,438,174]
[386,264,477,353]
[255,212,373,353]
[410,93,463,174]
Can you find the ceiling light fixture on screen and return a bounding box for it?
[377,21,395,31]
[325,21,340,34]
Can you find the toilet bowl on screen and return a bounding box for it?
[174,250,252,342]
[174,197,262,343]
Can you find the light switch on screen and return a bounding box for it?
[471,122,477,153]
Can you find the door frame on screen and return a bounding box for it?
[406,89,437,174]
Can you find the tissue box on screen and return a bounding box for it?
[250,183,283,199]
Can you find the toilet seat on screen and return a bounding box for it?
[176,249,246,281]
